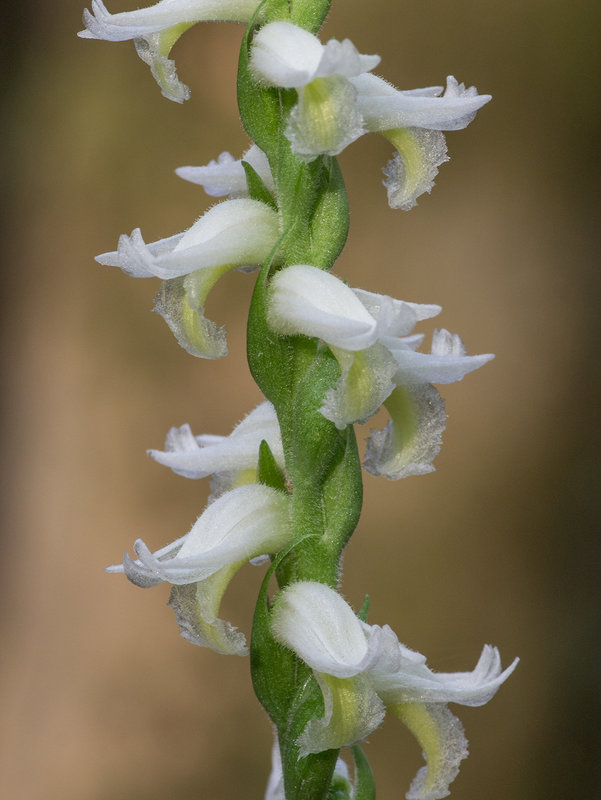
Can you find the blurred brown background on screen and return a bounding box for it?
[1,1,599,798]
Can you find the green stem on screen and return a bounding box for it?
[239,9,370,799]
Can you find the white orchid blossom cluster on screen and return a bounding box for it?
[80,3,490,209]
[84,2,515,799]
[108,401,287,654]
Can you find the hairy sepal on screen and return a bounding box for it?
[258,438,287,492]
[242,159,278,209]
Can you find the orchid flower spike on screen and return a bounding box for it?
[267,265,493,477]
[148,400,285,499]
[96,198,280,358]
[250,21,380,159]
[176,144,275,198]
[79,0,264,102]
[108,483,291,655]
[271,582,518,800]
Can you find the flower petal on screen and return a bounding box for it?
[372,642,518,707]
[353,73,491,132]
[148,401,284,479]
[433,645,520,707]
[320,343,397,429]
[153,264,233,358]
[297,672,385,756]
[271,581,393,678]
[267,266,379,351]
[381,127,449,211]
[95,229,184,277]
[250,22,325,87]
[353,288,441,337]
[271,582,369,677]
[79,0,262,41]
[96,198,280,280]
[364,384,447,480]
[109,484,290,586]
[385,328,495,385]
[388,702,468,800]
[176,145,275,197]
[134,23,195,103]
[168,563,249,654]
[250,22,379,87]
[286,76,365,160]
[316,38,380,80]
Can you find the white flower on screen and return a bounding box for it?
[267,265,492,477]
[108,483,291,654]
[176,144,275,198]
[271,581,518,800]
[148,400,284,499]
[249,22,490,207]
[96,198,279,280]
[352,73,491,209]
[79,0,263,102]
[96,198,281,358]
[250,21,380,159]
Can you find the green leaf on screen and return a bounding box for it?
[288,341,343,479]
[309,157,349,269]
[258,439,287,492]
[351,745,376,800]
[320,424,363,558]
[242,160,277,209]
[279,699,339,800]
[357,595,370,624]
[237,12,281,156]
[250,554,301,728]
[247,260,295,407]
